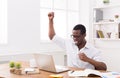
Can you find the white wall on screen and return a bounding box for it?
[8,0,40,51]
[101,48,120,72]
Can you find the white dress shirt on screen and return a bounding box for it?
[52,35,104,69]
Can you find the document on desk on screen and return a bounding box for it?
[24,68,40,75]
[68,69,120,78]
[102,72,120,78]
[68,69,101,77]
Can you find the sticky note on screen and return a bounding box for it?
[49,74,63,78]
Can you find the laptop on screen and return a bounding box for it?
[34,53,69,73]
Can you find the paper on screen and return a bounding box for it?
[102,72,120,78]
[68,69,120,78]
[24,68,35,72]
[24,68,40,75]
[68,69,101,77]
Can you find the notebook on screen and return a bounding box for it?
[34,53,69,73]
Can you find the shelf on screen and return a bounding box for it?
[93,38,120,41]
[93,22,120,25]
[94,4,120,9]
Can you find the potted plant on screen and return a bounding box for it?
[103,0,109,4]
[14,62,22,75]
[9,61,15,73]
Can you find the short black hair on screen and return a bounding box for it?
[73,24,86,35]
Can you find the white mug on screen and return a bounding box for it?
[29,58,37,68]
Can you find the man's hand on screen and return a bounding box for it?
[48,12,54,20]
[78,53,89,62]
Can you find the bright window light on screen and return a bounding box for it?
[40,0,80,41]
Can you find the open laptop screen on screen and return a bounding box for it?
[34,53,56,72]
[34,53,69,73]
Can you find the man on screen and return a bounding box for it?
[48,12,107,70]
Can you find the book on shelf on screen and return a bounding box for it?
[96,30,104,38]
[118,23,120,38]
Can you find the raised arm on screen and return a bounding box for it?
[48,12,56,40]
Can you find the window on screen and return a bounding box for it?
[0,0,7,44]
[40,0,80,41]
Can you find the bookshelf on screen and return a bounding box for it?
[93,4,120,41]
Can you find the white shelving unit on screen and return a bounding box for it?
[92,1,120,72]
[93,4,120,41]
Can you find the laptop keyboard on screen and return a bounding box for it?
[55,65,69,72]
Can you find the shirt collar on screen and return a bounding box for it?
[84,42,90,49]
[72,40,90,49]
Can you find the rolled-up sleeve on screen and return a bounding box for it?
[93,50,105,63]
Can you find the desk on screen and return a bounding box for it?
[0,61,101,78]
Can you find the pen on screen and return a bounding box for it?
[71,70,74,74]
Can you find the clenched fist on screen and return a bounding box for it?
[78,53,89,62]
[48,12,54,20]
